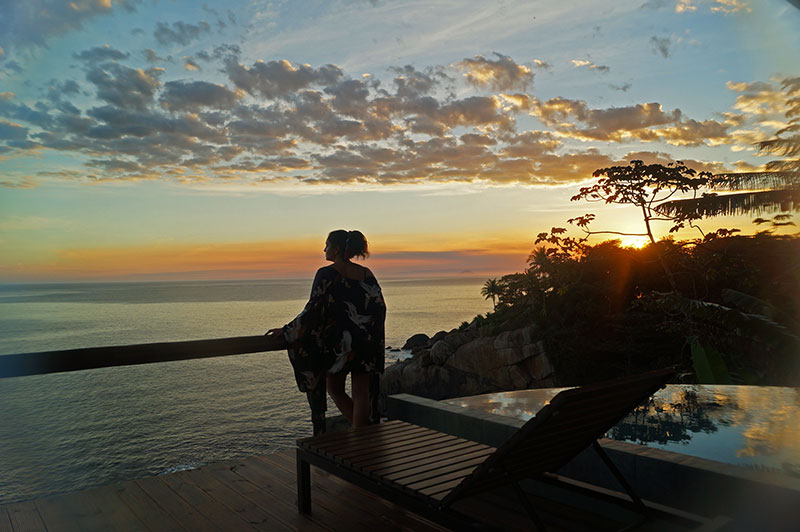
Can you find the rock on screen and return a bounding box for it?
[429,341,453,365]
[381,324,554,405]
[402,333,430,350]
[431,330,448,343]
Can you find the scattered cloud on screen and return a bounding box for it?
[711,0,751,14]
[610,82,632,92]
[676,0,697,12]
[159,80,242,111]
[153,20,212,46]
[0,44,788,188]
[0,0,140,50]
[85,62,163,110]
[143,49,169,63]
[225,58,343,99]
[73,45,130,63]
[184,57,200,71]
[650,36,672,58]
[457,53,533,92]
[570,59,610,73]
[532,59,552,71]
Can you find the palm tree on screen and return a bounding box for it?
[659,77,800,219]
[481,278,502,309]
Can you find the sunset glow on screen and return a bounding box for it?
[0,1,798,281]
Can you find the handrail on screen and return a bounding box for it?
[0,335,286,378]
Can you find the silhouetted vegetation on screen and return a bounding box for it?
[474,158,800,386]
[476,232,799,386]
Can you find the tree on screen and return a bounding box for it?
[481,278,502,309]
[569,160,713,291]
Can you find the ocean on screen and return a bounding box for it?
[0,278,492,505]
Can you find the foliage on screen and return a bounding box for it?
[480,278,502,309]
[476,233,800,386]
[573,160,712,239]
[660,78,800,218]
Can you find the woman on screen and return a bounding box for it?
[266,230,386,434]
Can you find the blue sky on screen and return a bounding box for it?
[0,0,798,280]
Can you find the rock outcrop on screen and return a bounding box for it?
[382,324,554,401]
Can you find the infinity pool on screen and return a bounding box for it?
[445,385,800,478]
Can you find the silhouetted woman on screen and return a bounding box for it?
[267,230,386,434]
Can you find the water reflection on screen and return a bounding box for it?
[445,385,800,478]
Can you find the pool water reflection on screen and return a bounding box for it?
[444,385,800,478]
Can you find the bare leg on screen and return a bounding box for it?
[351,373,372,428]
[326,373,353,424]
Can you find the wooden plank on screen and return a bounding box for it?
[4,500,46,532]
[48,487,147,532]
[326,434,447,465]
[179,466,294,532]
[76,485,149,532]
[404,465,477,492]
[34,494,86,532]
[159,471,257,532]
[298,421,406,447]
[325,428,445,458]
[264,453,448,532]
[0,508,13,532]
[354,437,478,469]
[229,457,377,532]
[308,422,424,451]
[383,448,496,483]
[0,335,283,378]
[202,460,331,532]
[366,442,490,476]
[318,425,433,456]
[134,475,219,532]
[111,480,186,532]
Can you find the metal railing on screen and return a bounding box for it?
[0,335,286,378]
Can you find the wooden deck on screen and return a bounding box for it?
[0,450,451,532]
[0,447,718,532]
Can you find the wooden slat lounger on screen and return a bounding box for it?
[296,367,726,530]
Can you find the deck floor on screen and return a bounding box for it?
[0,448,710,532]
[0,450,454,532]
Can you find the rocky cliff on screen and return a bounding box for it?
[381,324,554,401]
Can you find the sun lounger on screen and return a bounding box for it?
[296,367,729,530]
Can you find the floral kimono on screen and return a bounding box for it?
[283,265,386,433]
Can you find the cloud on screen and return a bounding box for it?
[676,0,697,12]
[610,82,632,92]
[72,45,130,63]
[85,63,163,110]
[457,53,533,92]
[711,0,751,14]
[159,81,242,112]
[184,57,200,71]
[532,96,734,147]
[153,20,212,46]
[640,0,671,9]
[532,59,552,71]
[0,50,777,189]
[0,0,140,50]
[650,36,672,58]
[570,59,610,73]
[225,58,343,99]
[143,49,169,63]
[0,120,28,141]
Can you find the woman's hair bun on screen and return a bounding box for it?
[328,229,369,259]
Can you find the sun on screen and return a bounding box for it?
[620,236,649,249]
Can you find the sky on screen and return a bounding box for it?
[0,0,798,281]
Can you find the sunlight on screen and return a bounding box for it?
[620,236,649,249]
